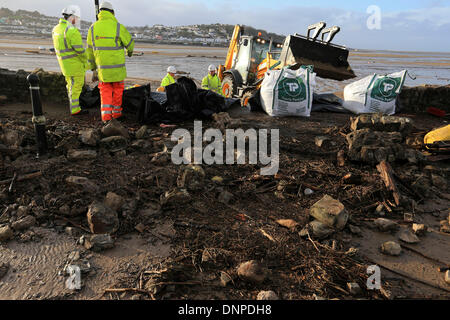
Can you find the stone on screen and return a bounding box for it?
[398,229,420,244]
[347,282,362,296]
[348,224,362,236]
[66,176,99,193]
[412,224,427,236]
[79,129,100,146]
[99,136,128,152]
[135,125,148,139]
[87,201,119,234]
[0,262,9,280]
[308,220,335,239]
[381,241,402,256]
[160,189,191,207]
[135,223,146,233]
[16,206,30,218]
[310,195,348,230]
[220,271,234,287]
[104,192,125,212]
[304,188,314,196]
[445,270,450,285]
[375,204,385,217]
[218,191,234,205]
[237,260,268,284]
[11,215,36,231]
[84,234,115,252]
[375,218,399,232]
[0,225,13,242]
[315,136,331,148]
[440,220,450,234]
[177,165,206,191]
[276,219,299,230]
[350,114,413,136]
[257,291,279,300]
[67,149,97,160]
[101,119,130,139]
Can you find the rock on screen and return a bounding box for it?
[308,220,335,239]
[66,176,99,193]
[237,260,268,284]
[304,188,314,196]
[445,270,450,285]
[135,125,148,139]
[310,195,348,230]
[220,271,234,287]
[350,114,413,136]
[1,129,23,147]
[375,218,399,232]
[177,165,206,191]
[381,241,402,256]
[412,224,427,236]
[315,136,331,148]
[87,201,119,234]
[79,129,100,146]
[99,136,128,152]
[160,188,191,207]
[0,225,13,241]
[257,291,279,300]
[104,192,125,212]
[101,119,130,139]
[375,204,385,217]
[67,149,97,160]
[135,223,146,233]
[348,224,362,236]
[0,262,9,280]
[431,174,447,189]
[347,282,362,296]
[84,234,115,252]
[398,229,420,244]
[440,220,450,234]
[218,191,234,205]
[16,206,30,218]
[276,219,299,230]
[11,215,36,231]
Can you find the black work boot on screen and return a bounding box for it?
[72,109,90,116]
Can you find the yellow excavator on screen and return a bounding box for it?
[218,23,356,106]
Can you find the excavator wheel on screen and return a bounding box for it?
[222,74,236,98]
[241,90,255,108]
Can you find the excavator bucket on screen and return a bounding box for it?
[279,23,356,81]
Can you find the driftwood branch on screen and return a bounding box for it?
[377,161,401,206]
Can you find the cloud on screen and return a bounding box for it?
[1,0,449,51]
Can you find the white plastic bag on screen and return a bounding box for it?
[260,66,315,117]
[343,70,408,115]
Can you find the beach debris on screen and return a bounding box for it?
[375,218,399,232]
[135,125,149,140]
[84,234,115,252]
[381,241,402,256]
[347,282,362,296]
[310,195,348,230]
[79,129,100,146]
[11,215,36,231]
[257,291,279,300]
[237,260,268,284]
[101,119,130,139]
[0,225,13,242]
[99,136,128,152]
[67,149,97,161]
[87,201,119,234]
[104,192,125,212]
[412,224,427,236]
[398,229,420,244]
[276,219,299,230]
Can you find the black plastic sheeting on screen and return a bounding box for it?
[79,77,241,124]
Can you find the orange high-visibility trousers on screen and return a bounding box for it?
[98,81,125,121]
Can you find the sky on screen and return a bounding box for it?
[1,0,450,52]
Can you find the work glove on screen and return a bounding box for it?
[92,70,99,83]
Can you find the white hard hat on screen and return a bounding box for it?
[62,5,81,18]
[208,65,216,72]
[99,1,114,11]
[167,66,177,73]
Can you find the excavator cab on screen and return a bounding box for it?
[219,23,356,105]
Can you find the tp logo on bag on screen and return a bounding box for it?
[278,78,306,102]
[371,77,401,102]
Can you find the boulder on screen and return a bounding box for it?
[11,215,36,231]
[79,129,100,146]
[0,225,13,241]
[381,241,402,256]
[237,260,268,284]
[257,291,279,300]
[84,234,115,252]
[310,195,348,230]
[87,201,119,234]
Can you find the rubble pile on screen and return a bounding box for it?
[400,85,450,113]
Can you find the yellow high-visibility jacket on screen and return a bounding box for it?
[202,74,224,96]
[161,73,175,87]
[87,10,134,83]
[52,19,87,77]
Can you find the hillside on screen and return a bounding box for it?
[0,8,285,46]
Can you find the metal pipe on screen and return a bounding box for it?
[27,73,48,157]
